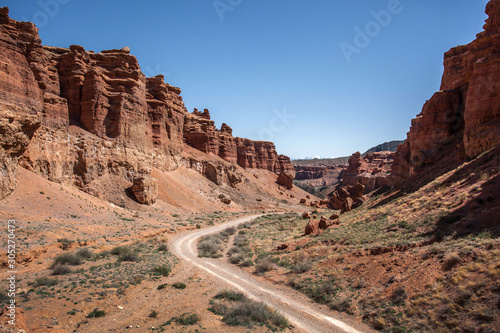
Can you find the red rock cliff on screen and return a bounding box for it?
[184,109,295,177]
[392,0,500,182]
[0,7,294,197]
[342,151,393,192]
[0,7,41,199]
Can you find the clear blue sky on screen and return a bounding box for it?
[4,0,489,158]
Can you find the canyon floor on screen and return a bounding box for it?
[0,147,498,333]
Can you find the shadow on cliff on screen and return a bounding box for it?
[370,144,496,210]
[429,177,500,241]
[424,147,500,240]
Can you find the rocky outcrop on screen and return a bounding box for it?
[328,182,366,213]
[342,151,393,191]
[184,109,295,177]
[0,7,294,200]
[131,175,158,205]
[319,216,339,230]
[0,8,42,199]
[392,0,500,182]
[218,193,232,205]
[304,218,320,235]
[277,172,294,190]
[0,109,40,199]
[183,156,242,188]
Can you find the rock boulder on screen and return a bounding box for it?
[132,175,158,205]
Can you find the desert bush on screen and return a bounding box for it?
[227,246,241,256]
[86,308,106,318]
[111,246,139,262]
[240,259,254,267]
[229,254,244,265]
[292,258,312,273]
[51,264,72,275]
[152,265,171,277]
[157,243,168,252]
[255,257,275,274]
[157,283,167,290]
[110,246,130,256]
[198,235,223,258]
[52,253,82,267]
[175,313,200,325]
[215,290,246,302]
[211,290,288,329]
[224,299,288,329]
[234,234,249,247]
[220,227,236,237]
[149,310,158,318]
[76,247,93,259]
[34,277,58,287]
[309,282,338,304]
[172,282,186,289]
[329,297,352,314]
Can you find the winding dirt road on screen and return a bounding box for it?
[171,214,374,333]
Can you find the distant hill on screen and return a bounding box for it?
[292,156,350,167]
[363,140,404,155]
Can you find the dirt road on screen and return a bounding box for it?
[170,214,374,333]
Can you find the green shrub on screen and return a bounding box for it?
[176,312,200,325]
[152,265,171,277]
[157,243,168,252]
[110,246,130,256]
[34,277,58,287]
[211,292,288,330]
[309,282,338,304]
[52,253,82,267]
[172,282,186,289]
[157,283,167,290]
[86,308,106,318]
[111,246,139,262]
[215,290,246,302]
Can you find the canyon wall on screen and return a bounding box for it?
[184,109,295,177]
[0,7,294,199]
[342,151,393,192]
[0,8,42,199]
[392,0,500,182]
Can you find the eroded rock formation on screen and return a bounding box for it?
[392,0,500,182]
[184,109,295,177]
[0,8,42,199]
[342,151,393,191]
[0,7,294,199]
[328,182,366,213]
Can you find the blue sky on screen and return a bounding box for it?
[4,0,489,158]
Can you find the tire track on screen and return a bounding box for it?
[170,214,374,333]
